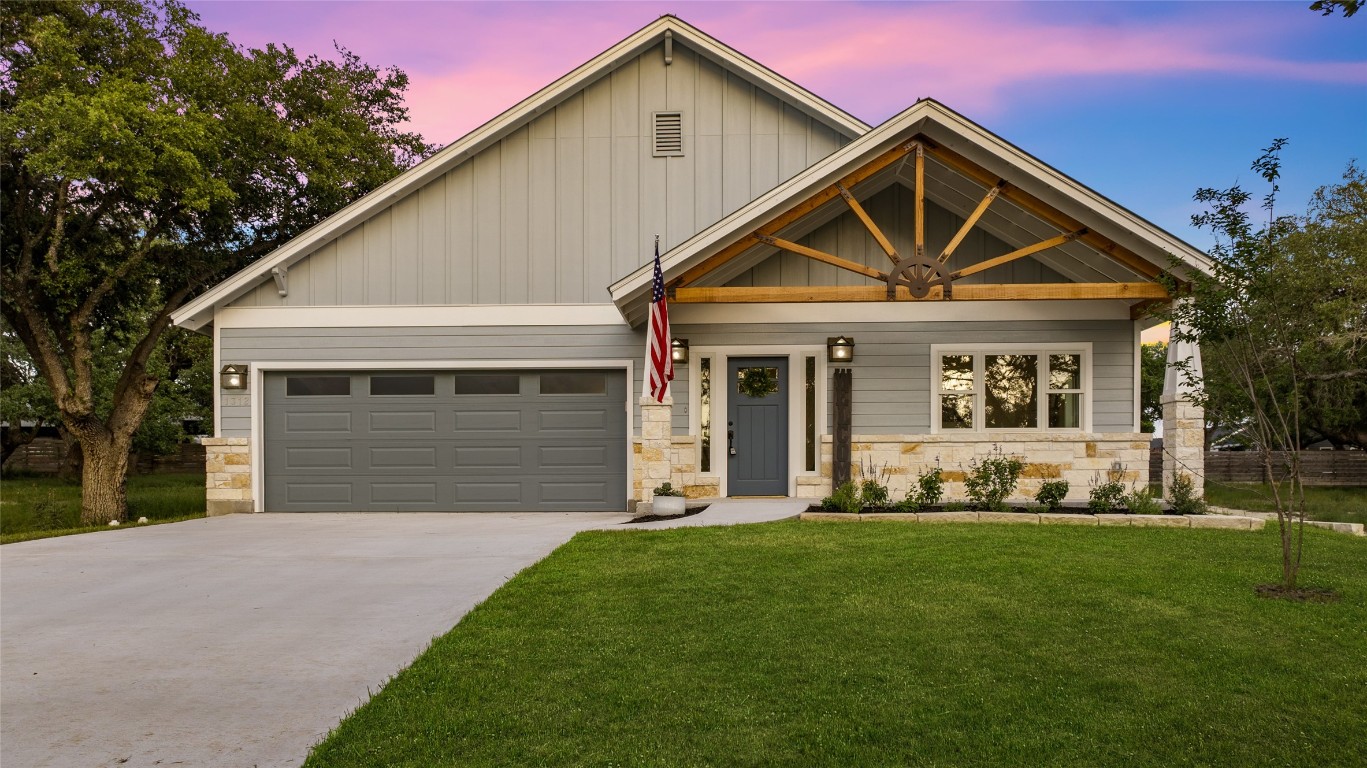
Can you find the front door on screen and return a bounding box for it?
[727,357,788,496]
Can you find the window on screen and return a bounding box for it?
[370,375,434,396]
[539,372,606,395]
[935,349,1087,431]
[804,356,817,472]
[699,358,712,473]
[287,376,350,397]
[453,373,520,395]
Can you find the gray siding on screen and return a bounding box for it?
[673,320,1135,433]
[222,319,1135,438]
[229,41,852,310]
[725,186,1067,288]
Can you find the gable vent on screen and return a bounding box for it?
[652,111,684,157]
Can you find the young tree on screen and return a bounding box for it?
[1139,341,1166,433]
[2,1,432,522]
[1168,144,1367,592]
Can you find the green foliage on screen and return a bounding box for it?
[1088,476,1128,515]
[1035,480,1070,512]
[855,458,892,509]
[1309,0,1360,17]
[1,0,432,520]
[1126,488,1163,515]
[1139,342,1166,433]
[943,501,967,512]
[821,481,862,514]
[653,482,683,498]
[1168,473,1209,515]
[963,446,1024,512]
[898,466,945,512]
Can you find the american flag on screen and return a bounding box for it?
[644,237,673,402]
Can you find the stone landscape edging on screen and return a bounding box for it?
[800,511,1267,530]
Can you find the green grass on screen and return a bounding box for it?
[305,522,1367,768]
[1204,483,1367,525]
[0,472,206,543]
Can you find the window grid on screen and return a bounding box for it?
[935,350,1087,432]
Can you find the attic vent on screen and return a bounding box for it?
[652,111,684,157]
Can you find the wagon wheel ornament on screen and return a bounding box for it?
[887,257,951,299]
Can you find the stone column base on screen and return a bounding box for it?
[202,437,252,516]
[1162,398,1205,499]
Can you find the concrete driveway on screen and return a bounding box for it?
[1,512,627,768]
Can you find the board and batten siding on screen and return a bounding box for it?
[221,319,1135,439]
[724,185,1067,288]
[227,41,852,310]
[673,320,1136,433]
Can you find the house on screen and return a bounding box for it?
[171,16,1208,515]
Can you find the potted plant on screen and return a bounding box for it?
[653,482,687,515]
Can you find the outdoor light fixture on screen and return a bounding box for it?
[671,338,690,364]
[220,364,249,391]
[827,336,855,363]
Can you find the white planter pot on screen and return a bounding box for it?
[653,495,687,516]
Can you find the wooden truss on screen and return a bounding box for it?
[670,138,1170,306]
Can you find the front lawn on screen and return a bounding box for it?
[306,522,1366,767]
[0,472,206,543]
[1205,482,1367,525]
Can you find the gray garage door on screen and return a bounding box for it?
[263,370,627,512]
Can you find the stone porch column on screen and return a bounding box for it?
[202,437,252,516]
[1161,319,1205,499]
[638,397,673,510]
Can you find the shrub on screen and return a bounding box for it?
[1088,476,1128,515]
[964,446,1024,512]
[898,465,945,512]
[943,501,967,512]
[1168,473,1208,515]
[32,492,68,530]
[653,482,683,497]
[821,481,862,514]
[1035,480,1070,512]
[1126,487,1163,515]
[855,459,892,509]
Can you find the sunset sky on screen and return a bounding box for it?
[187,1,1365,251]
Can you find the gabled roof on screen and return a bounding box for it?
[171,15,870,331]
[610,99,1212,325]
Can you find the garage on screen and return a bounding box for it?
[263,369,627,512]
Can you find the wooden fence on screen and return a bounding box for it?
[3,438,205,475]
[1149,445,1367,486]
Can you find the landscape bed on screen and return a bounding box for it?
[305,522,1366,767]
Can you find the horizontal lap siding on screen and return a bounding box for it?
[219,325,690,437]
[674,320,1135,433]
[228,41,852,310]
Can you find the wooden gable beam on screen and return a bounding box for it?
[938,179,1006,263]
[914,144,926,259]
[836,183,899,264]
[675,282,1169,303]
[673,141,918,288]
[755,234,888,282]
[950,230,1086,281]
[921,141,1164,279]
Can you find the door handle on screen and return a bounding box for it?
[727,422,736,456]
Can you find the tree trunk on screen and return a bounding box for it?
[77,429,133,525]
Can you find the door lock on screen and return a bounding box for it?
[728,422,736,456]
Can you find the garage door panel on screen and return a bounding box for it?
[265,370,625,512]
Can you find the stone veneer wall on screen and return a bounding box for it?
[811,433,1151,502]
[632,434,719,502]
[202,437,252,516]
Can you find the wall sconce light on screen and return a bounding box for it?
[220,364,249,391]
[827,336,855,363]
[671,338,690,364]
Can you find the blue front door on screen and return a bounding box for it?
[727,357,788,496]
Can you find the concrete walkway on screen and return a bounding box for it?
[0,502,800,768]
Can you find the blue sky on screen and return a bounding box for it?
[189,1,1365,250]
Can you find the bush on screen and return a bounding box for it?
[821,481,862,514]
[964,446,1024,512]
[855,459,892,509]
[943,501,967,512]
[1168,473,1208,515]
[1088,477,1128,514]
[1035,480,1070,512]
[653,482,683,497]
[898,466,945,512]
[1126,487,1163,515]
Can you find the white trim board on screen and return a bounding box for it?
[215,304,628,329]
[245,359,635,513]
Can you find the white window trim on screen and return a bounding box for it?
[247,359,634,513]
[930,343,1093,434]
[689,345,827,498]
